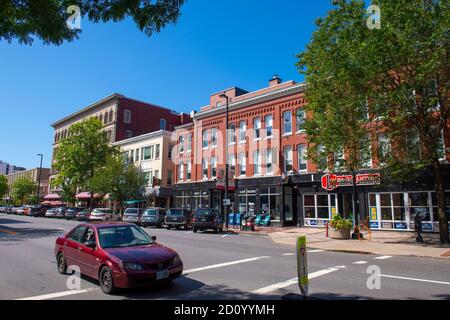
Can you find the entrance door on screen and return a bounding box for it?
[283,185,297,226]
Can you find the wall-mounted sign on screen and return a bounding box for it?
[369,222,380,229]
[371,207,377,221]
[394,222,408,230]
[321,173,381,191]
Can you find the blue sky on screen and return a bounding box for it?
[0,0,333,169]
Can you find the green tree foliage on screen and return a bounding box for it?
[53,117,116,208]
[12,178,36,204]
[0,175,8,201]
[297,0,449,243]
[0,0,185,45]
[91,155,145,213]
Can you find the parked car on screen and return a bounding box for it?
[122,208,144,224]
[54,222,183,294]
[165,208,191,230]
[192,208,224,233]
[76,209,91,221]
[45,208,58,218]
[55,207,67,219]
[65,207,85,220]
[89,208,121,222]
[28,205,46,217]
[0,206,8,213]
[141,208,166,228]
[16,206,27,215]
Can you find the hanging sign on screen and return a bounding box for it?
[321,173,381,191]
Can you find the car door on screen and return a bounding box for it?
[77,227,100,278]
[64,225,88,268]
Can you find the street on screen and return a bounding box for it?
[0,214,449,300]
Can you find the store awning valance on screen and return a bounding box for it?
[75,192,101,200]
[44,194,61,200]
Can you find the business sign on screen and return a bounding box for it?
[370,208,377,221]
[223,199,231,206]
[297,236,308,297]
[321,173,381,191]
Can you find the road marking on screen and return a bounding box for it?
[0,228,17,235]
[307,249,324,253]
[381,274,450,286]
[373,256,392,260]
[16,288,96,300]
[353,261,368,264]
[222,233,233,238]
[252,267,339,294]
[281,253,294,256]
[333,265,346,269]
[184,256,271,274]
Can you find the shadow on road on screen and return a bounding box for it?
[0,217,32,225]
[0,225,63,243]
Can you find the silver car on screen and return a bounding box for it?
[89,208,120,222]
[122,208,144,224]
[45,208,58,218]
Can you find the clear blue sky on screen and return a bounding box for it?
[0,0,333,169]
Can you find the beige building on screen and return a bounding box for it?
[6,168,50,202]
[113,130,175,209]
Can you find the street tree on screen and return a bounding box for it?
[0,0,185,45]
[0,175,8,203]
[53,118,115,209]
[297,0,449,243]
[12,178,36,204]
[91,155,145,214]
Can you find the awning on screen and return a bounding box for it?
[75,192,101,200]
[44,193,61,200]
[42,200,64,206]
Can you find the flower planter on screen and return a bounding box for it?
[329,227,351,240]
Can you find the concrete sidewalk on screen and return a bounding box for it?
[228,226,450,260]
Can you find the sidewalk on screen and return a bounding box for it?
[227,226,450,260]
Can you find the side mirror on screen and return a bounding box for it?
[85,240,96,249]
[151,236,157,241]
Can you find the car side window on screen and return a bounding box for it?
[83,228,96,244]
[68,226,88,243]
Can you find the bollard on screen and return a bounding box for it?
[325,222,329,237]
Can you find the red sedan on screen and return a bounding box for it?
[54,222,183,294]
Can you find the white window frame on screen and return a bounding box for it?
[265,115,273,139]
[297,144,307,172]
[238,152,246,176]
[239,121,246,143]
[296,108,306,133]
[124,110,131,124]
[253,117,261,140]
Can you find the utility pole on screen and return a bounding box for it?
[219,92,230,230]
[36,154,43,205]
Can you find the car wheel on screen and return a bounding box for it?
[193,227,197,233]
[57,253,67,275]
[99,266,116,294]
[167,226,171,230]
[213,227,219,234]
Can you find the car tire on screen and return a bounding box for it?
[166,226,171,230]
[193,228,197,233]
[99,266,116,295]
[213,227,219,234]
[57,253,67,275]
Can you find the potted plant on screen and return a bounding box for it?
[329,214,353,239]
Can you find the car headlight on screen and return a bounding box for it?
[122,263,144,271]
[172,254,182,266]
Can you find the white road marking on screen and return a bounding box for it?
[307,249,324,253]
[333,265,346,269]
[281,253,295,256]
[353,261,368,264]
[381,274,450,286]
[184,256,271,274]
[373,256,392,260]
[252,267,339,294]
[16,288,96,300]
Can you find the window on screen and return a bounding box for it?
[168,145,173,160]
[211,157,217,178]
[266,149,273,174]
[179,136,184,153]
[135,149,139,162]
[154,170,159,180]
[317,145,327,170]
[186,161,192,180]
[160,118,166,130]
[178,163,184,181]
[202,158,208,179]
[284,146,293,173]
[238,153,246,176]
[303,194,337,223]
[143,172,151,186]
[283,111,292,134]
[125,130,132,139]
[187,134,192,152]
[124,110,131,124]
[239,121,246,142]
[265,115,273,138]
[68,225,88,243]
[211,128,218,147]
[296,109,306,132]
[253,150,261,175]
[229,123,236,144]
[155,144,160,159]
[438,129,446,160]
[253,117,261,140]
[167,170,173,185]
[297,144,307,172]
[142,146,152,160]
[228,154,236,176]
[109,111,113,123]
[377,134,391,164]
[202,130,209,148]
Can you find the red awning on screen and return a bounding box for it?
[42,201,64,206]
[75,192,101,200]
[44,194,61,200]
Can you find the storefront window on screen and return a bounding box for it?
[303,194,337,225]
[284,187,293,222]
[260,187,280,222]
[304,195,315,219]
[409,192,431,221]
[175,191,191,209]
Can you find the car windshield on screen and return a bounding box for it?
[168,209,184,216]
[98,225,154,249]
[195,209,214,217]
[143,209,158,216]
[125,209,139,215]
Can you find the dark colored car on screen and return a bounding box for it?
[141,208,166,228]
[165,208,191,230]
[76,209,91,221]
[192,208,224,233]
[29,205,47,217]
[54,222,183,294]
[55,207,67,219]
[65,207,85,220]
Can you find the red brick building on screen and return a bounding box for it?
[173,76,450,230]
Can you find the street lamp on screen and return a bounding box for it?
[219,92,230,230]
[36,154,43,205]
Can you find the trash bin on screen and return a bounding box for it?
[228,213,235,227]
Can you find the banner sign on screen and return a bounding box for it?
[321,173,381,191]
[297,236,308,297]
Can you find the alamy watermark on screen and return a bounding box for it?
[366,265,381,290]
[67,5,82,31]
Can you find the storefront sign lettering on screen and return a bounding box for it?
[321,173,381,191]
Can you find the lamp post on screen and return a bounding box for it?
[36,154,43,205]
[219,92,230,230]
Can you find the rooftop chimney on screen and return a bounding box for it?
[269,75,282,87]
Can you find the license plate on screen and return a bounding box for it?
[156,270,170,280]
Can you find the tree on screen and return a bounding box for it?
[12,178,36,204]
[0,175,8,203]
[91,155,145,214]
[297,0,449,243]
[53,117,115,209]
[0,0,185,45]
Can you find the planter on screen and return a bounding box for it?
[329,227,351,240]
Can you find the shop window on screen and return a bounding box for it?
[303,194,337,223]
[260,187,280,222]
[409,192,431,221]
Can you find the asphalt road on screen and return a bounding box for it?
[0,214,449,300]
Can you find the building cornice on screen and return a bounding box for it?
[112,130,172,146]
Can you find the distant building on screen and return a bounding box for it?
[5,168,50,202]
[0,161,26,175]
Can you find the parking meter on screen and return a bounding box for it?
[414,214,424,243]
